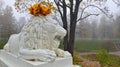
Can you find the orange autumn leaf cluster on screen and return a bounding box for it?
[29,4,51,16]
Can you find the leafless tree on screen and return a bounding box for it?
[54,0,109,55]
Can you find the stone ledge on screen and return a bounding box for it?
[0,50,73,67]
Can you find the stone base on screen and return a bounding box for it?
[0,50,73,67]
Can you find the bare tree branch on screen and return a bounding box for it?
[55,0,70,8]
[79,5,90,21]
[77,4,110,22]
[65,4,71,8]
[78,0,83,3]
[59,0,63,4]
[62,0,71,8]
[78,14,99,21]
[112,0,120,6]
[58,3,63,7]
[54,0,63,17]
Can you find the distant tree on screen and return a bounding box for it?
[0,0,4,13]
[91,20,98,39]
[98,15,113,39]
[17,17,26,33]
[78,20,92,39]
[0,0,5,16]
[0,6,17,38]
[113,16,120,39]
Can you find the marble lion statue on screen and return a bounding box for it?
[4,16,71,62]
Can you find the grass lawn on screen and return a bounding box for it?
[0,40,7,49]
[74,40,117,52]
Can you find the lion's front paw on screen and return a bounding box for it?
[56,49,64,57]
[56,49,71,57]
[63,51,71,57]
[40,50,56,62]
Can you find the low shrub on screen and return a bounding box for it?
[96,49,120,67]
[96,49,110,66]
[73,51,82,65]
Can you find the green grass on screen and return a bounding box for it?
[82,54,120,67]
[82,50,120,67]
[74,40,117,52]
[0,40,7,49]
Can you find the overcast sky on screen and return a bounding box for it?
[3,0,120,20]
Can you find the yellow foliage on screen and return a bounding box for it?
[40,5,51,16]
[29,4,40,16]
[29,4,51,16]
[28,0,57,16]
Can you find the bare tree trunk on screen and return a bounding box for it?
[63,20,68,51]
[62,0,68,51]
[68,20,76,56]
[67,0,80,56]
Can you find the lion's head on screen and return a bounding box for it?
[21,16,66,50]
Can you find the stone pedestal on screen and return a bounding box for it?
[0,50,73,67]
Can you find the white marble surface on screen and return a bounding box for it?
[0,50,73,67]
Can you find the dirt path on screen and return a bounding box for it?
[109,51,120,56]
[114,43,120,51]
[79,51,120,57]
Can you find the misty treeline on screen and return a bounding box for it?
[0,5,120,40]
[75,14,120,40]
[0,0,120,40]
[0,4,26,39]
